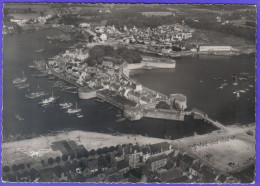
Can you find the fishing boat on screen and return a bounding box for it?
[15,113,24,121]
[60,102,73,109]
[66,102,81,114]
[38,92,59,105]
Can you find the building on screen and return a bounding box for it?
[199,45,233,52]
[149,142,173,157]
[128,145,142,168]
[170,94,187,111]
[141,12,174,17]
[148,154,168,171]
[102,60,113,68]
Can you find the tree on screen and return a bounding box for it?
[26,163,31,168]
[62,154,68,161]
[18,163,25,170]
[102,147,109,154]
[48,158,54,165]
[3,166,10,173]
[97,148,103,155]
[109,146,116,152]
[105,154,111,163]
[85,57,97,66]
[55,156,61,163]
[90,149,96,156]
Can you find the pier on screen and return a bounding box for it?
[192,108,226,130]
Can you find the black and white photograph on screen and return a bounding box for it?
[1,3,256,183]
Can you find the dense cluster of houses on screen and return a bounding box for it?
[2,141,244,183]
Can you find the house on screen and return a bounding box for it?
[128,145,142,168]
[149,142,173,157]
[116,160,129,174]
[148,154,168,171]
[141,146,151,162]
[179,154,195,171]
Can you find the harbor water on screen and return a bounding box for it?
[2,30,255,142]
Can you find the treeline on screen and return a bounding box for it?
[84,45,142,66]
[185,18,256,41]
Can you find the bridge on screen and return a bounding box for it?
[192,108,226,130]
[50,70,82,88]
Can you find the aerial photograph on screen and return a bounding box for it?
[1,3,256,183]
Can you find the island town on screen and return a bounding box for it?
[2,3,256,183]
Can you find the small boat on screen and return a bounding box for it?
[249,85,253,88]
[59,102,73,109]
[116,118,125,122]
[16,83,30,89]
[15,113,24,121]
[238,90,246,93]
[77,115,83,118]
[116,114,122,118]
[35,48,45,53]
[13,72,27,84]
[236,92,240,98]
[66,102,81,114]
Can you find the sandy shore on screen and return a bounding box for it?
[2,130,171,166]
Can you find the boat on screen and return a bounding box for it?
[236,92,240,98]
[238,90,246,93]
[13,72,27,84]
[15,113,24,121]
[96,98,105,103]
[66,102,81,114]
[116,118,125,123]
[249,85,254,88]
[232,78,238,86]
[35,48,45,53]
[16,83,30,89]
[77,115,83,118]
[38,92,59,105]
[59,102,73,109]
[116,114,122,118]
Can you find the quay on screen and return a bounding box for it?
[50,70,82,88]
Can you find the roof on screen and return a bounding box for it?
[130,145,141,154]
[181,154,194,166]
[141,146,151,155]
[170,94,187,102]
[172,175,190,183]
[190,163,201,172]
[149,154,167,163]
[116,160,129,170]
[150,142,171,154]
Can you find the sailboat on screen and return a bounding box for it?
[232,77,238,86]
[38,92,59,105]
[66,102,81,114]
